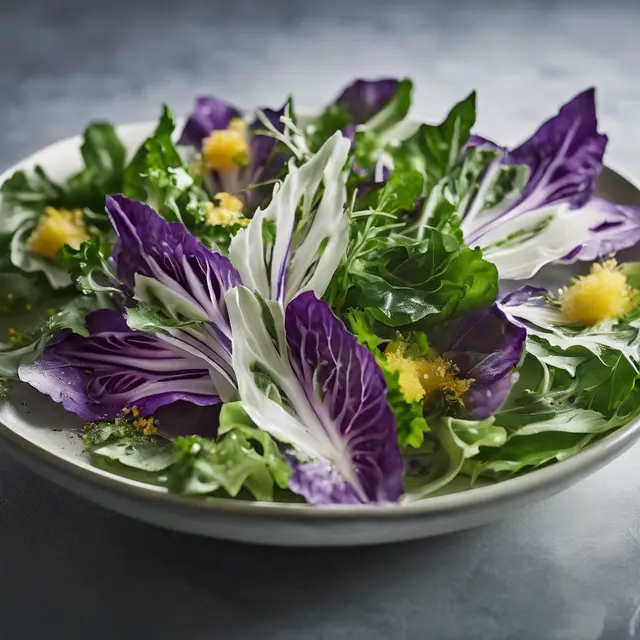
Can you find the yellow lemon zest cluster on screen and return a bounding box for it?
[385,341,426,403]
[123,405,159,436]
[560,259,637,326]
[26,207,89,260]
[202,118,249,172]
[385,342,472,405]
[205,192,249,227]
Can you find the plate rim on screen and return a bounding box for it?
[1,121,640,522]
[2,394,640,520]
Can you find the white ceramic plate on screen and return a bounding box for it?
[1,123,640,547]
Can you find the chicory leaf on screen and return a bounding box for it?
[228,131,350,306]
[18,309,221,421]
[106,195,241,398]
[461,89,611,278]
[226,286,403,504]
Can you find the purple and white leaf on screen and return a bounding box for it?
[498,286,640,365]
[336,78,400,126]
[560,197,640,262]
[178,97,243,149]
[178,97,289,210]
[460,89,614,279]
[107,195,241,399]
[18,310,220,422]
[225,286,403,504]
[228,131,350,306]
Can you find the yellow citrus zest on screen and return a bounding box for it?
[202,118,249,172]
[123,405,159,436]
[385,341,472,405]
[560,259,637,326]
[205,192,249,227]
[26,207,89,260]
[385,341,426,403]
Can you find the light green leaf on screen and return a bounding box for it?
[403,416,506,500]
[10,222,71,289]
[92,438,175,472]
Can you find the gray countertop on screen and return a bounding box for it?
[1,1,640,638]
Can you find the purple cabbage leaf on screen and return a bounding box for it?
[107,194,241,400]
[18,309,220,421]
[225,286,403,505]
[307,78,412,152]
[457,89,620,278]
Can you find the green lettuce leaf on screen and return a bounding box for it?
[346,230,497,327]
[403,416,506,499]
[346,308,430,448]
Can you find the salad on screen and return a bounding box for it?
[1,77,640,505]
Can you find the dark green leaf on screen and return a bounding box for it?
[306,104,352,153]
[65,122,126,211]
[348,230,497,327]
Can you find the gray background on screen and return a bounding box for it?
[1,1,640,638]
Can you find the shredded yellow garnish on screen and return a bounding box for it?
[202,118,249,172]
[26,207,89,260]
[560,259,637,326]
[385,341,472,405]
[205,192,249,227]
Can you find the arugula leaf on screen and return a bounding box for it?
[0,167,64,213]
[62,237,120,297]
[122,107,214,243]
[125,303,205,333]
[355,168,424,218]
[466,431,596,481]
[124,106,176,201]
[1,122,125,221]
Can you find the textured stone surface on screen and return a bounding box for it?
[1,1,640,638]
